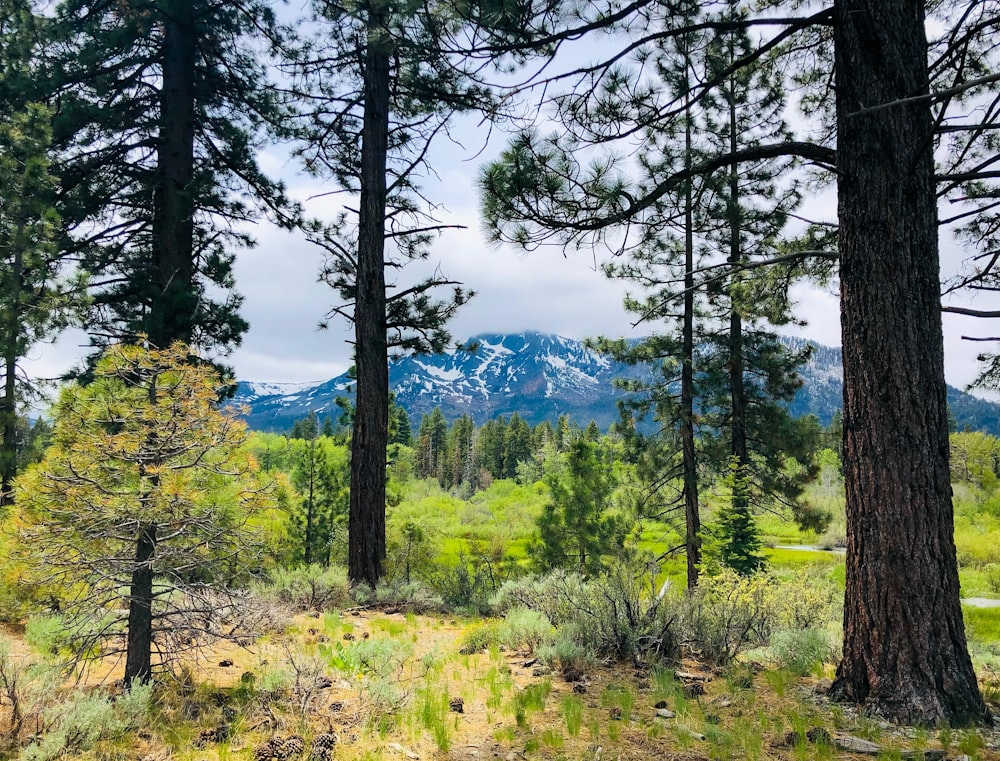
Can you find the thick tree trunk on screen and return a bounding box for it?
[829,0,987,725]
[348,10,390,588]
[124,522,156,686]
[150,0,196,348]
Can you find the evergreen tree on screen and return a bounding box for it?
[476,416,507,480]
[388,395,412,446]
[15,343,273,685]
[702,458,764,575]
[49,0,293,357]
[445,414,475,488]
[533,439,628,575]
[502,413,532,478]
[479,0,989,723]
[289,0,493,586]
[415,407,448,480]
[0,4,80,505]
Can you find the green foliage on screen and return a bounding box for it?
[460,607,554,653]
[532,439,630,574]
[257,564,351,612]
[22,682,152,761]
[768,627,834,675]
[53,0,293,356]
[950,432,1000,493]
[288,432,350,566]
[702,460,766,576]
[494,566,678,663]
[680,569,774,665]
[14,343,275,672]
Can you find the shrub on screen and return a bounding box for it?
[537,629,592,672]
[460,608,554,653]
[430,545,520,615]
[374,579,445,613]
[769,627,834,675]
[23,616,73,658]
[258,564,350,611]
[679,569,774,665]
[493,567,678,664]
[986,563,1000,594]
[771,569,841,630]
[22,682,152,761]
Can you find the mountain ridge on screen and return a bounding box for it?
[231,332,1000,435]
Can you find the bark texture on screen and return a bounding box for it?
[829,0,987,725]
[348,10,390,588]
[150,0,196,348]
[681,87,700,590]
[124,522,156,685]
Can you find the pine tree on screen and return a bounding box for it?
[15,343,273,685]
[49,0,293,357]
[289,0,496,586]
[479,0,989,723]
[533,439,628,575]
[0,3,80,505]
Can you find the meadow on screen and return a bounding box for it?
[2,433,1000,760]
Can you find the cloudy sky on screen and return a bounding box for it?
[20,79,998,397]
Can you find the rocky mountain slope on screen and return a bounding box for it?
[232,332,1000,434]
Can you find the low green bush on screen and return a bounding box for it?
[22,682,152,761]
[679,570,774,665]
[493,566,678,663]
[460,607,554,653]
[374,579,445,613]
[768,627,834,675]
[257,564,350,611]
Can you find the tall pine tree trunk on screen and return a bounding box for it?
[681,74,700,590]
[726,91,748,480]
[124,522,156,686]
[123,4,196,684]
[149,0,196,349]
[348,8,390,588]
[0,188,26,507]
[829,0,986,725]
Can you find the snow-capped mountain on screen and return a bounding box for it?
[231,332,1000,434]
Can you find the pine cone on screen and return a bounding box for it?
[276,734,305,759]
[310,733,337,760]
[449,696,464,713]
[254,739,280,761]
[312,733,337,750]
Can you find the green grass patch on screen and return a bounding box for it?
[963,605,1000,644]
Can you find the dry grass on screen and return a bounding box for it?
[4,612,1000,761]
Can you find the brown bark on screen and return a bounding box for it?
[124,522,156,686]
[681,73,700,590]
[1,198,25,508]
[149,0,196,348]
[348,7,390,588]
[829,0,987,725]
[726,84,748,474]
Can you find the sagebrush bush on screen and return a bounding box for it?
[771,569,841,630]
[374,579,445,613]
[257,564,350,611]
[460,607,554,653]
[679,569,774,665]
[22,682,152,761]
[493,567,678,663]
[768,627,834,675]
[536,628,592,672]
